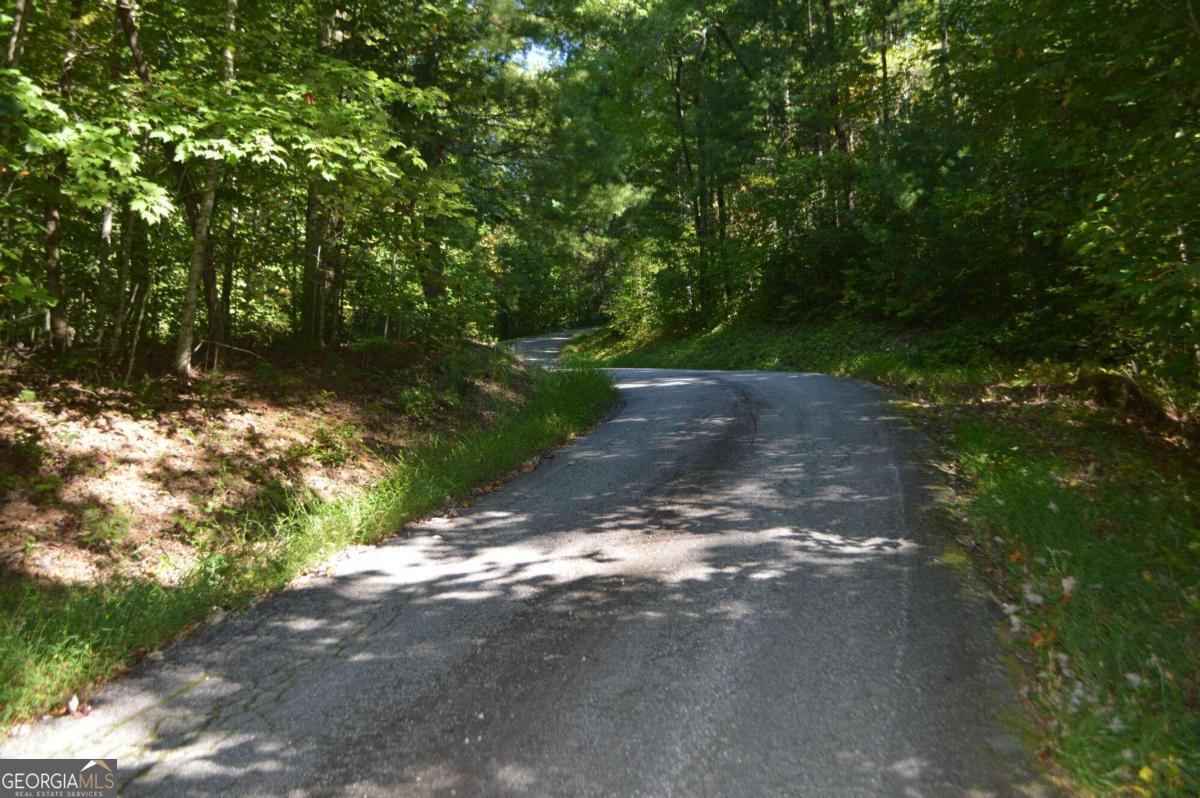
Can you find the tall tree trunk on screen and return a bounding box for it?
[43,202,70,350]
[4,0,33,68]
[939,0,949,52]
[717,184,727,242]
[323,215,345,344]
[201,209,223,370]
[383,250,397,338]
[299,183,325,344]
[42,0,83,353]
[173,161,219,376]
[93,202,114,345]
[125,282,149,384]
[107,203,134,364]
[220,202,238,341]
[329,247,345,347]
[880,17,889,129]
[672,57,695,184]
[172,0,235,377]
[202,7,238,371]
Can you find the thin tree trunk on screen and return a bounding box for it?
[330,252,344,347]
[880,18,889,129]
[173,160,219,377]
[299,183,325,343]
[42,0,83,353]
[323,215,344,344]
[5,0,33,68]
[673,57,695,182]
[220,203,238,340]
[172,0,235,377]
[717,184,727,241]
[939,0,949,52]
[201,210,223,369]
[125,282,148,385]
[107,203,134,364]
[43,203,70,350]
[94,202,114,345]
[200,4,237,369]
[383,250,396,338]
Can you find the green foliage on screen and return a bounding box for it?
[532,0,1199,417]
[0,0,572,365]
[307,422,360,467]
[78,506,134,549]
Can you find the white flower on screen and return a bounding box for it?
[1061,576,1077,595]
[1125,673,1144,689]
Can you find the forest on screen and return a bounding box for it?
[1,0,1196,406]
[1,0,1198,793]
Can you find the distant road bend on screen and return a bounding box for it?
[1,330,1049,796]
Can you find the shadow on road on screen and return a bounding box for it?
[11,370,1044,797]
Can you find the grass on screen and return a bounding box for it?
[564,322,1068,404]
[570,322,1199,797]
[0,366,617,728]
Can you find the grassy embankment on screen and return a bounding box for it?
[1,348,616,728]
[568,323,1198,797]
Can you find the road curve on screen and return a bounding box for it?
[1,331,1049,796]
[506,327,596,365]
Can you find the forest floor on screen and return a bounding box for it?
[567,323,1199,797]
[0,341,615,726]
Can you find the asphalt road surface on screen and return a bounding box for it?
[1,331,1049,797]
[507,328,595,365]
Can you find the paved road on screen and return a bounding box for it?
[2,331,1049,796]
[505,327,596,365]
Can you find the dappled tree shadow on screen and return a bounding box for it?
[2,369,1046,797]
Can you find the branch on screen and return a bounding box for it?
[1154,0,1200,38]
[673,57,695,181]
[196,339,269,362]
[712,20,755,82]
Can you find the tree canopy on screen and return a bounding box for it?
[2,0,1197,409]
